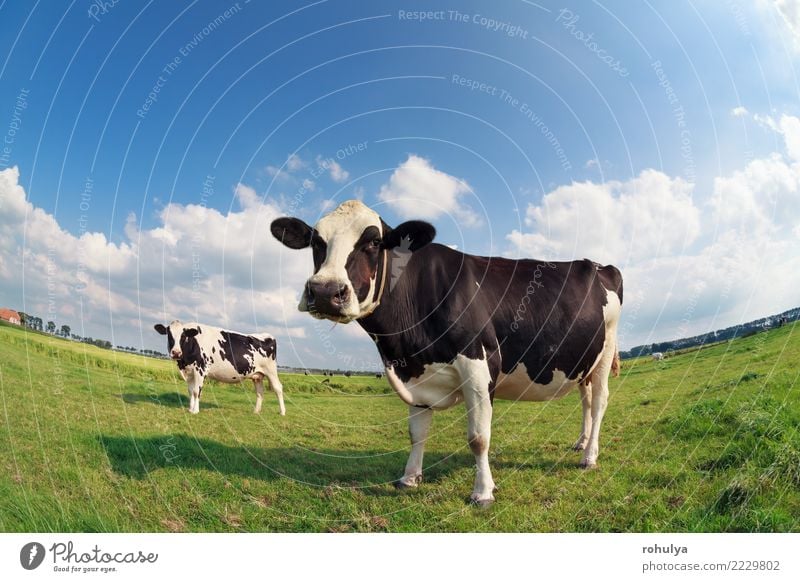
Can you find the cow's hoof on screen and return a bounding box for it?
[394,475,422,489]
[579,460,598,470]
[189,408,199,415]
[469,496,495,508]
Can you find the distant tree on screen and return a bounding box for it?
[60,324,71,338]
[46,320,56,334]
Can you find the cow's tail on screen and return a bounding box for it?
[611,348,621,377]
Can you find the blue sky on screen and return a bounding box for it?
[1,0,799,369]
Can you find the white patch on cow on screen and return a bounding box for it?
[495,364,579,401]
[387,359,467,410]
[305,200,384,321]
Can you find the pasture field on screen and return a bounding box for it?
[0,320,798,532]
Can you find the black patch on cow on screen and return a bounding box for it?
[382,220,436,251]
[270,217,313,249]
[175,330,206,374]
[217,331,276,376]
[344,226,382,303]
[359,244,622,390]
[310,231,327,274]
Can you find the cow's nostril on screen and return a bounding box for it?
[305,282,316,304]
[332,284,349,304]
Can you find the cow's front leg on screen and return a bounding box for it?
[396,405,433,489]
[188,376,203,414]
[462,379,495,507]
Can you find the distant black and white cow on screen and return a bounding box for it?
[154,320,285,416]
[271,200,622,506]
[652,352,664,362]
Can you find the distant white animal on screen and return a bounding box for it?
[154,320,285,415]
[652,352,665,361]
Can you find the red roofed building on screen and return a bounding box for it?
[0,308,21,325]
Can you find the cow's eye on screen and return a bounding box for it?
[370,238,381,248]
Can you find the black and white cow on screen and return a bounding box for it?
[270,200,622,506]
[154,320,285,416]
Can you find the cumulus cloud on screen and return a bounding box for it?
[506,114,800,348]
[328,160,349,183]
[507,169,700,264]
[266,153,307,181]
[731,106,749,117]
[377,155,481,227]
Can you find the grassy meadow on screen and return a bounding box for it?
[0,319,798,532]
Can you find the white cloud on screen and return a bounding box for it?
[507,169,700,264]
[286,153,306,172]
[753,112,781,133]
[773,0,800,43]
[314,156,350,183]
[328,160,349,182]
[234,182,260,209]
[377,155,481,227]
[266,154,307,181]
[731,106,749,117]
[506,115,800,348]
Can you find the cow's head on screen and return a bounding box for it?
[154,320,199,360]
[270,200,435,322]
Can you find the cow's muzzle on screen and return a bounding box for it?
[170,350,181,360]
[305,280,351,317]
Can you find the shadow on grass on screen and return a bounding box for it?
[99,433,471,491]
[117,392,220,410]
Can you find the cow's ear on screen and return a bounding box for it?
[154,324,167,335]
[183,328,200,338]
[271,217,313,249]
[383,220,436,252]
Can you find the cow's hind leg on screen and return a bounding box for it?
[264,367,286,416]
[581,347,614,468]
[460,359,496,507]
[253,374,264,414]
[572,380,592,451]
[396,405,433,489]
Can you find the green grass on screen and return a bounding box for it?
[1,319,798,532]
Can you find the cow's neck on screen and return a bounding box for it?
[356,249,431,363]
